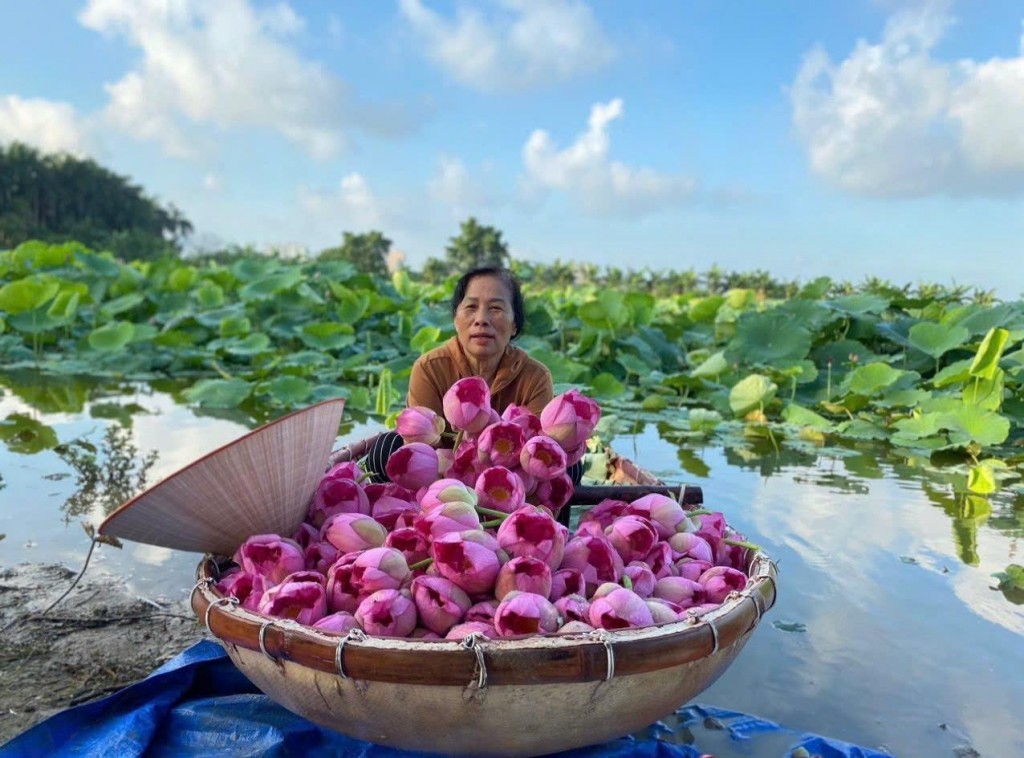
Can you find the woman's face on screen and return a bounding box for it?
[454,274,517,367]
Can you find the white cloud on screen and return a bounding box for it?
[522,99,697,215]
[78,0,348,160]
[428,156,493,215]
[399,0,614,92]
[791,1,1024,196]
[0,96,94,156]
[299,172,385,228]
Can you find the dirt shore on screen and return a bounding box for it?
[0,562,206,746]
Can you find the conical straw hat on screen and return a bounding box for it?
[100,398,345,555]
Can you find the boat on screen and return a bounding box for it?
[101,401,777,757]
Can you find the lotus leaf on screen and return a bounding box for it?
[940,405,1010,448]
[933,358,973,388]
[261,376,313,405]
[579,290,629,330]
[184,378,253,408]
[967,464,997,495]
[47,291,80,321]
[688,295,724,324]
[962,372,1003,411]
[952,304,1022,336]
[641,395,668,411]
[88,321,135,351]
[0,413,59,454]
[729,374,777,416]
[893,414,942,439]
[798,276,832,299]
[239,270,304,300]
[300,323,356,351]
[589,373,625,398]
[219,316,251,339]
[330,284,370,323]
[845,362,903,397]
[0,277,60,314]
[908,321,970,359]
[195,283,225,309]
[782,403,833,430]
[221,333,272,356]
[837,419,888,440]
[167,267,197,292]
[688,408,723,434]
[728,310,812,368]
[624,291,656,326]
[875,388,932,408]
[826,293,890,316]
[692,350,729,379]
[8,308,70,334]
[616,352,651,376]
[528,347,587,384]
[98,292,146,319]
[969,327,1009,381]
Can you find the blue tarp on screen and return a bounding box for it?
[1,641,892,757]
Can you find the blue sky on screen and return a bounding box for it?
[1,0,1021,296]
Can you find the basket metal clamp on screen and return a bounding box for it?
[335,628,368,679]
[202,595,238,631]
[461,633,488,690]
[588,629,616,681]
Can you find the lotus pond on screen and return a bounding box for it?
[1,373,1021,758]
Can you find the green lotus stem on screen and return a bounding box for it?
[480,518,504,529]
[409,557,433,571]
[684,508,711,517]
[621,574,633,590]
[724,538,761,551]
[475,505,511,520]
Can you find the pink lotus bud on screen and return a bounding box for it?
[292,522,320,549]
[654,576,707,609]
[645,542,678,579]
[258,578,328,625]
[325,460,364,481]
[474,466,526,514]
[419,478,478,512]
[557,620,596,634]
[234,534,306,584]
[396,405,446,446]
[436,447,455,476]
[560,534,624,595]
[698,566,748,603]
[411,575,472,635]
[696,512,728,541]
[540,389,601,451]
[384,526,430,566]
[465,599,499,624]
[215,568,266,611]
[625,494,694,540]
[624,562,657,598]
[321,513,387,554]
[411,628,442,640]
[549,568,586,601]
[414,500,482,540]
[519,435,567,481]
[604,515,659,563]
[675,558,713,582]
[589,586,653,630]
[351,547,411,595]
[715,538,749,571]
[577,499,629,532]
[325,551,363,613]
[354,589,417,637]
[386,442,439,490]
[442,377,492,434]
[646,598,683,624]
[501,404,542,438]
[365,482,418,531]
[447,438,482,485]
[530,473,574,518]
[493,591,561,637]
[431,530,502,595]
[495,556,552,600]
[309,476,370,527]
[312,611,361,634]
[304,540,339,574]
[445,621,495,641]
[477,422,526,468]
[554,593,591,624]
[668,532,714,564]
[496,506,565,570]
[564,441,588,467]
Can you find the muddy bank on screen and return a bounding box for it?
[0,563,206,745]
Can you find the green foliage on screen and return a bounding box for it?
[317,231,391,277]
[441,217,510,275]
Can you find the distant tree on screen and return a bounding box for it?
[317,231,391,276]
[0,142,191,260]
[444,217,510,272]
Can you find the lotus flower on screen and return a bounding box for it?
[626,494,695,539]
[465,599,499,624]
[442,377,492,434]
[396,405,445,446]
[354,589,417,637]
[604,515,659,563]
[411,628,443,640]
[351,547,411,596]
[540,389,600,451]
[697,566,748,604]
[304,540,339,574]
[653,576,707,609]
[560,534,624,595]
[645,541,678,579]
[519,435,567,481]
[321,513,387,554]
[668,532,714,564]
[325,460,364,482]
[477,421,526,468]
[436,447,455,477]
[530,473,574,517]
[577,499,629,532]
[431,530,502,596]
[445,621,495,641]
[496,506,565,570]
[309,476,370,527]
[386,442,439,490]
[554,594,591,624]
[557,620,596,634]
[549,568,586,601]
[624,562,657,598]
[646,598,683,624]
[447,439,482,485]
[675,558,714,582]
[215,568,267,611]
[292,522,320,549]
[564,441,588,467]
[411,575,472,635]
[495,556,553,600]
[501,404,542,438]
[493,591,561,637]
[414,500,482,540]
[312,611,361,634]
[588,585,653,630]
[365,483,418,531]
[384,526,430,567]
[474,466,526,514]
[258,577,328,625]
[324,554,362,613]
[234,534,306,584]
[419,478,478,511]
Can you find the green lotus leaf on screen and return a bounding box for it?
[409,326,444,354]
[875,388,932,408]
[962,371,1003,411]
[837,418,888,440]
[624,292,656,326]
[527,347,587,384]
[301,322,356,351]
[826,293,890,316]
[99,292,146,319]
[223,333,272,356]
[230,257,274,282]
[239,269,304,300]
[616,352,650,376]
[933,358,973,388]
[308,384,351,403]
[889,432,949,450]
[967,464,997,495]
[590,372,626,399]
[219,316,251,338]
[845,362,903,397]
[692,350,729,379]
[939,405,1010,447]
[893,413,942,439]
[154,330,196,348]
[908,321,969,359]
[195,282,225,309]
[0,277,60,314]
[167,267,197,292]
[330,284,370,323]
[969,327,1009,380]
[261,376,313,405]
[688,296,724,324]
[0,413,59,454]
[689,408,723,434]
[88,321,135,351]
[952,304,1021,336]
[782,403,833,430]
[184,378,253,408]
[729,374,777,416]
[641,394,668,411]
[728,310,812,368]
[579,291,629,330]
[47,291,80,321]
[8,307,69,334]
[811,340,879,376]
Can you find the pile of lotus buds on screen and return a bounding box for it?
[214,378,752,639]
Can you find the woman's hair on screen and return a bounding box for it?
[450,267,525,338]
